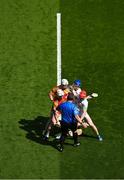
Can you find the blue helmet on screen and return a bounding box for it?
[73,79,81,87]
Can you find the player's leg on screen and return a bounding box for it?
[42,110,54,140]
[53,111,61,126]
[85,112,99,134]
[85,112,103,141]
[71,123,80,146]
[56,122,68,152]
[52,111,62,139]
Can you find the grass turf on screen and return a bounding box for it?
[60,0,124,179]
[0,0,60,179]
[0,0,124,179]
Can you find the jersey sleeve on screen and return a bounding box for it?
[73,106,80,116]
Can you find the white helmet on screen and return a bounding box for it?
[61,79,69,86]
[57,89,64,97]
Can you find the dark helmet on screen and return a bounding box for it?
[73,79,81,87]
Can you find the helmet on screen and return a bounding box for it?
[61,79,69,86]
[57,89,64,97]
[73,79,81,87]
[79,90,87,99]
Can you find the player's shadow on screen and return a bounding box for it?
[18,116,60,150]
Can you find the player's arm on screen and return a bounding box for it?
[74,106,87,128]
[75,114,83,124]
[49,91,54,101]
[75,115,87,128]
[86,93,98,99]
[86,95,92,100]
[49,87,58,101]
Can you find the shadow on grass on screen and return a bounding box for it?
[18,116,97,151]
[18,116,60,150]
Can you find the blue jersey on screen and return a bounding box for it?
[57,101,79,123]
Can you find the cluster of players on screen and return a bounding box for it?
[42,79,103,152]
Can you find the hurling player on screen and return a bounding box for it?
[42,79,70,140]
[79,90,103,141]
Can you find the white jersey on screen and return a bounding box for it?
[72,87,81,97]
[81,98,88,111]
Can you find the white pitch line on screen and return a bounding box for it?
[57,13,61,86]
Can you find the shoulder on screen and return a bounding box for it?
[52,86,59,92]
[64,88,70,94]
[68,101,77,108]
[59,101,67,107]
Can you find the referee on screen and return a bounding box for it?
[56,93,85,152]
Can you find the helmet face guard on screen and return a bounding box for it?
[57,89,64,97]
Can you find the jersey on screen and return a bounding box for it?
[49,85,70,101]
[57,101,80,123]
[72,87,81,97]
[53,94,67,109]
[80,98,88,111]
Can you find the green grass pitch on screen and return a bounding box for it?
[0,0,124,179]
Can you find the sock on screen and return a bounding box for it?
[46,131,50,138]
